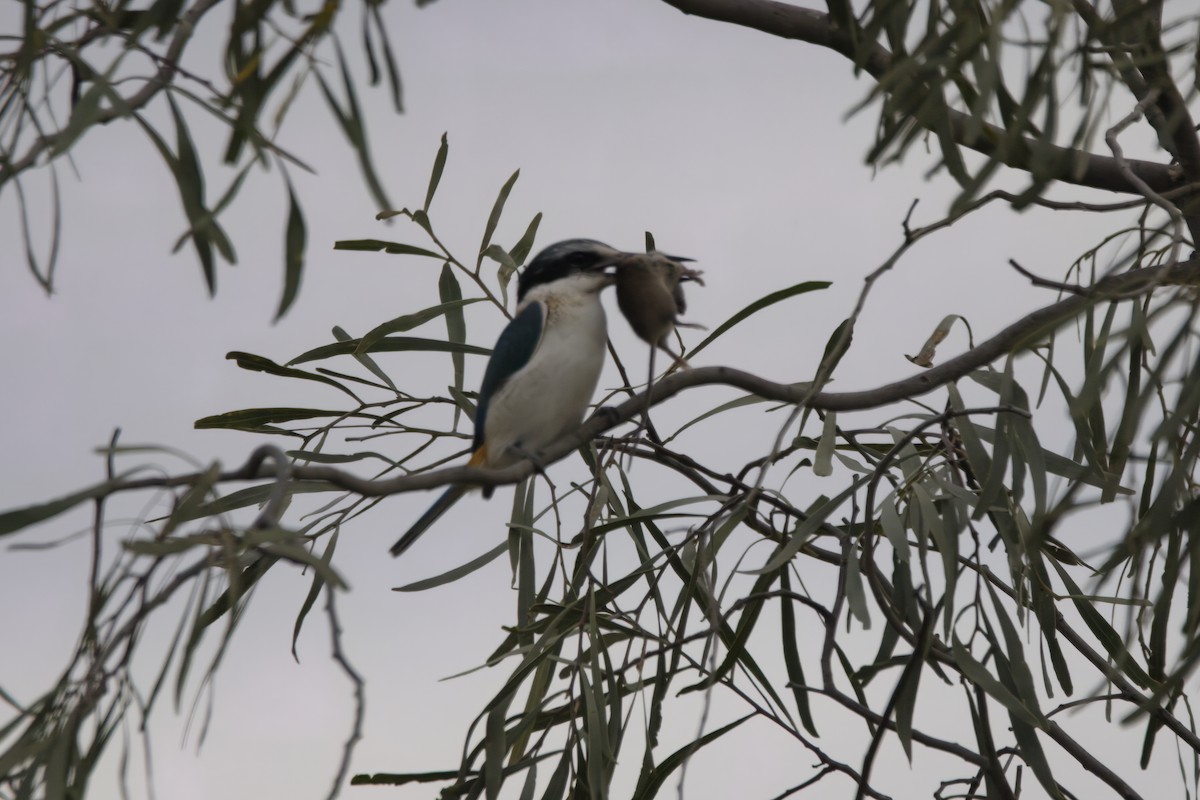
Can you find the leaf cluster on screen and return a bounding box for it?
[0,0,413,317]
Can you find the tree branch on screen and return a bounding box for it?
[9,254,1197,529]
[658,0,1186,197]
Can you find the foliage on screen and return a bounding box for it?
[5,1,1200,799]
[0,0,416,318]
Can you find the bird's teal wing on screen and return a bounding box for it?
[474,301,545,452]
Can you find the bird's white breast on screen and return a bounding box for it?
[483,276,609,466]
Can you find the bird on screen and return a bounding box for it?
[614,251,704,370]
[614,251,704,434]
[391,239,628,557]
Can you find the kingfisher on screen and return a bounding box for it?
[390,239,628,557]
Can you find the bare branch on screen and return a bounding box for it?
[1106,91,1189,264]
[1007,259,1085,294]
[13,254,1198,520]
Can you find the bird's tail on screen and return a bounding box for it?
[390,447,488,557]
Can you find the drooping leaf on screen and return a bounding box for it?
[779,570,819,736]
[225,351,361,402]
[275,175,306,321]
[688,281,831,359]
[631,715,752,800]
[439,264,469,428]
[330,325,398,391]
[813,411,837,476]
[0,472,144,536]
[291,526,338,660]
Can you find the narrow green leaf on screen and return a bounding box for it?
[480,170,520,257]
[317,37,391,210]
[483,244,519,294]
[51,64,115,157]
[367,4,403,111]
[289,335,489,365]
[779,570,819,736]
[879,493,910,562]
[166,95,217,292]
[196,554,275,629]
[194,407,352,430]
[631,715,752,800]
[845,543,871,627]
[813,411,837,476]
[756,478,867,573]
[176,481,339,522]
[0,472,142,536]
[950,639,1042,726]
[124,538,205,556]
[287,450,396,465]
[275,176,306,321]
[225,351,361,402]
[393,542,509,592]
[333,238,442,258]
[355,298,482,355]
[687,281,831,359]
[817,317,855,378]
[667,394,768,443]
[262,540,348,589]
[1105,337,1144,502]
[580,657,607,796]
[539,749,572,800]
[987,582,1046,718]
[1010,715,1062,799]
[484,694,511,800]
[331,325,398,391]
[510,659,555,765]
[424,132,448,212]
[915,482,959,632]
[509,213,542,267]
[170,161,255,256]
[291,527,338,660]
[892,613,938,762]
[349,769,461,787]
[513,479,537,646]
[439,264,468,428]
[946,383,993,495]
[974,422,1129,494]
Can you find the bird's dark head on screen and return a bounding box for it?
[517,239,622,301]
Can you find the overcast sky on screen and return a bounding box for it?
[0,1,1179,798]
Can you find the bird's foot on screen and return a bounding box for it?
[593,405,622,428]
[512,445,554,487]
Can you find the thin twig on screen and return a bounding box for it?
[1105,90,1189,268]
[324,587,364,800]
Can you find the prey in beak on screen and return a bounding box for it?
[614,251,705,370]
[613,250,706,439]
